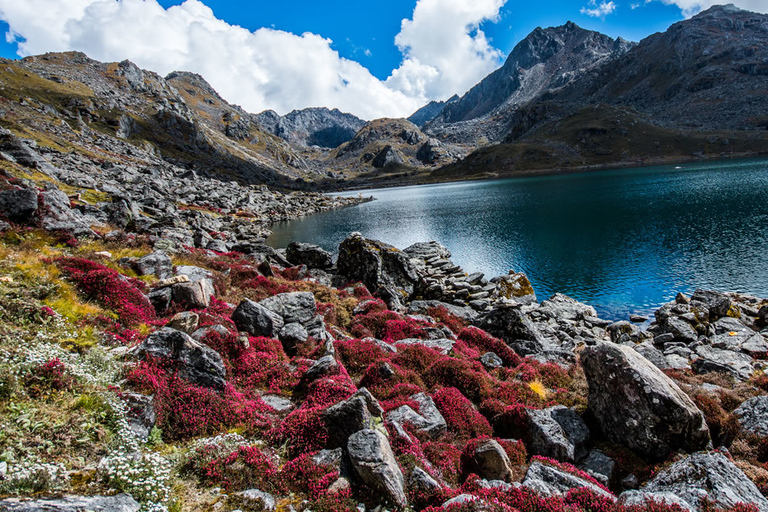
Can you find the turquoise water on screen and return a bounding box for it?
[268,159,768,320]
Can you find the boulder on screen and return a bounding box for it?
[521,461,615,500]
[618,490,694,511]
[494,272,536,303]
[171,281,212,309]
[692,345,753,381]
[393,337,455,355]
[136,327,226,389]
[232,298,284,338]
[259,291,316,325]
[579,450,615,487]
[336,233,420,310]
[297,355,339,392]
[734,395,768,438]
[640,451,768,511]
[461,439,514,482]
[537,293,596,322]
[134,250,173,279]
[0,188,38,222]
[477,304,548,357]
[347,429,407,508]
[322,388,382,448]
[580,342,709,459]
[0,494,140,511]
[39,189,98,237]
[279,322,308,356]
[409,466,441,494]
[120,391,156,442]
[691,289,732,320]
[233,489,276,511]
[526,406,590,463]
[480,352,503,368]
[286,242,333,269]
[386,392,446,439]
[191,324,230,341]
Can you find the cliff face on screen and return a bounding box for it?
[255,107,367,148]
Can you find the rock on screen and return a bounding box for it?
[336,233,420,311]
[409,466,441,494]
[167,311,200,334]
[232,298,285,338]
[322,388,382,448]
[477,304,549,357]
[618,490,694,511]
[297,355,339,391]
[441,494,481,508]
[480,352,503,368]
[134,250,172,279]
[662,316,698,344]
[286,242,333,269]
[527,406,590,463]
[191,324,230,341]
[0,188,38,222]
[0,494,140,511]
[372,145,403,168]
[734,395,768,438]
[640,451,768,511]
[579,450,615,487]
[386,392,446,439]
[171,280,212,309]
[279,322,309,356]
[259,291,316,325]
[634,342,671,370]
[136,327,226,389]
[148,286,172,314]
[233,489,276,511]
[692,345,754,381]
[461,439,513,482]
[537,293,595,321]
[394,337,455,355]
[494,272,536,302]
[580,342,710,459]
[521,461,615,500]
[154,275,189,288]
[347,429,407,508]
[607,321,640,343]
[120,391,156,441]
[630,314,649,323]
[313,448,344,469]
[261,394,293,413]
[691,289,732,320]
[39,188,98,237]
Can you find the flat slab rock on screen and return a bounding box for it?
[734,395,768,438]
[0,494,140,511]
[522,460,615,500]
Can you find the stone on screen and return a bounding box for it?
[232,298,284,338]
[136,327,226,389]
[148,287,172,314]
[39,188,98,237]
[286,241,333,269]
[734,395,768,438]
[630,314,649,323]
[0,188,38,222]
[259,291,316,325]
[526,406,590,463]
[279,322,309,356]
[580,342,709,459]
[191,324,230,341]
[521,461,615,500]
[691,289,732,319]
[640,451,768,511]
[607,321,640,343]
[477,304,548,357]
[579,450,615,487]
[461,439,513,482]
[480,352,503,368]
[386,392,446,439]
[495,272,536,302]
[692,345,754,381]
[167,311,199,334]
[261,394,293,413]
[394,337,455,355]
[322,388,382,448]
[154,275,189,288]
[171,280,212,309]
[120,391,156,442]
[135,250,172,279]
[336,233,420,310]
[297,355,339,392]
[538,293,596,322]
[347,429,407,508]
[662,316,698,343]
[0,494,140,511]
[634,342,670,370]
[234,489,276,511]
[618,490,694,511]
[409,466,441,494]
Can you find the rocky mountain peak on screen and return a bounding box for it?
[255,106,367,149]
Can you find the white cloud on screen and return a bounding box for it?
[0,0,510,120]
[655,0,768,16]
[386,0,506,102]
[580,1,617,18]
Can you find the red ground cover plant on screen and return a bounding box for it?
[457,327,521,367]
[432,387,492,440]
[202,445,283,493]
[480,399,531,439]
[422,441,463,485]
[359,361,426,398]
[24,358,75,397]
[423,357,492,402]
[55,257,156,326]
[426,306,468,335]
[269,406,330,457]
[335,338,391,375]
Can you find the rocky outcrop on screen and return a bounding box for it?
[255,107,366,149]
[286,242,333,269]
[0,494,140,511]
[581,342,710,459]
[526,406,589,463]
[347,429,407,508]
[232,299,285,339]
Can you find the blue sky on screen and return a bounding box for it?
[0,1,760,118]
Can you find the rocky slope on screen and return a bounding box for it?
[255,107,367,149]
[2,144,768,510]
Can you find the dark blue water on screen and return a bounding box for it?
[268,159,768,320]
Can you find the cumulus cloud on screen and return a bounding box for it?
[580,1,617,18]
[654,0,768,16]
[387,0,506,102]
[0,0,510,120]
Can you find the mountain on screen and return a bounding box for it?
[423,22,633,144]
[407,94,459,128]
[255,107,367,148]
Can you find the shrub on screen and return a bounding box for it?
[335,338,390,376]
[427,306,467,335]
[202,445,283,493]
[424,357,492,402]
[24,358,75,397]
[422,441,463,485]
[458,327,521,367]
[359,361,426,398]
[270,407,329,457]
[432,387,492,440]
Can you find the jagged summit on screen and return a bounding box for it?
[255,106,367,149]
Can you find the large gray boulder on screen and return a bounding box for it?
[232,298,284,338]
[259,291,316,325]
[136,327,226,389]
[348,429,407,508]
[461,439,514,482]
[0,494,140,511]
[638,451,768,512]
[134,250,173,279]
[39,188,98,237]
[386,392,446,439]
[527,406,590,463]
[522,461,615,500]
[286,242,333,269]
[692,345,754,381]
[0,188,38,222]
[322,388,383,448]
[336,233,420,310]
[734,395,768,438]
[581,342,709,459]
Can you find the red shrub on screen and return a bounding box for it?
[393,344,444,374]
[427,306,467,336]
[304,374,357,409]
[358,361,425,398]
[55,257,156,326]
[423,441,463,485]
[230,350,296,394]
[202,445,283,493]
[458,327,521,367]
[270,407,329,456]
[480,399,531,440]
[432,387,492,440]
[380,318,428,343]
[281,453,340,498]
[335,338,390,376]
[25,358,74,396]
[349,308,401,339]
[424,357,492,402]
